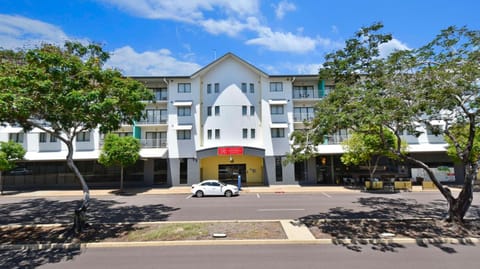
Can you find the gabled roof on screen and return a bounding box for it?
[190,52,269,79]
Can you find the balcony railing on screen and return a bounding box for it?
[293,113,315,122]
[140,139,167,148]
[135,119,168,125]
[292,89,320,100]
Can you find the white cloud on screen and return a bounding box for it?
[273,0,296,19]
[0,14,73,49]
[99,0,259,22]
[107,46,201,76]
[246,27,317,53]
[378,38,410,58]
[200,18,248,37]
[98,0,328,54]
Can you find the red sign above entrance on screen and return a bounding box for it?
[218,147,244,155]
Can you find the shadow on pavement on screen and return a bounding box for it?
[298,197,480,253]
[0,198,179,268]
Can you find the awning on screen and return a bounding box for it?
[270,123,288,128]
[0,126,23,133]
[140,148,168,158]
[173,125,193,130]
[173,101,193,106]
[24,150,100,161]
[268,99,288,105]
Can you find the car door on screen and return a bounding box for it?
[209,182,222,195]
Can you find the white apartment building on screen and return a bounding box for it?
[0,53,461,188]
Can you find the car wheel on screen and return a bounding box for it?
[196,190,204,198]
[224,190,232,197]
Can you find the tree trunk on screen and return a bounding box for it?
[65,142,90,209]
[0,171,3,195]
[120,166,124,192]
[406,156,474,223]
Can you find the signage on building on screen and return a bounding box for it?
[218,147,244,155]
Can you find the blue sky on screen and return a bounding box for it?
[1,0,478,76]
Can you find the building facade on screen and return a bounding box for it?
[0,53,461,188]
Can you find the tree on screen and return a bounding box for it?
[341,128,401,181]
[0,141,26,195]
[288,23,480,223]
[98,134,141,192]
[0,42,154,219]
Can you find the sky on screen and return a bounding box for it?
[1,0,479,76]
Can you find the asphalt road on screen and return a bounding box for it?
[1,191,479,224]
[29,244,480,269]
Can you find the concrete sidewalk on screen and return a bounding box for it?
[2,184,439,198]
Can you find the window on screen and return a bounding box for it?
[180,158,188,184]
[207,83,212,94]
[242,128,248,139]
[207,129,212,139]
[271,105,284,115]
[249,83,255,93]
[50,134,57,142]
[207,106,212,116]
[113,132,133,137]
[215,129,220,139]
[250,106,255,116]
[145,109,168,124]
[275,157,283,182]
[293,107,314,121]
[178,83,191,93]
[427,125,443,136]
[214,83,220,93]
[39,133,47,143]
[293,86,314,98]
[177,106,191,116]
[242,106,247,116]
[270,82,283,92]
[271,128,285,138]
[145,132,167,148]
[251,129,256,139]
[215,106,220,116]
[9,133,24,143]
[152,88,168,101]
[77,132,90,142]
[177,130,191,140]
[241,83,247,93]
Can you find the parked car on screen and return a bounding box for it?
[7,167,32,175]
[191,179,239,198]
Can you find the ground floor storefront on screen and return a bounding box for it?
[3,150,463,190]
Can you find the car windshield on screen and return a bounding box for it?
[219,181,227,186]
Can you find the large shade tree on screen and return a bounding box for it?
[288,23,480,223]
[0,42,154,215]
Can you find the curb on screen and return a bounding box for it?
[1,237,479,250]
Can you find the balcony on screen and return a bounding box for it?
[292,88,320,100]
[140,139,167,148]
[293,113,315,122]
[135,118,168,126]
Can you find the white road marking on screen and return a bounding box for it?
[256,193,261,198]
[257,208,305,212]
[185,195,192,199]
[321,192,332,198]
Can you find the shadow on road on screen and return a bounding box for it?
[0,198,180,268]
[298,196,480,253]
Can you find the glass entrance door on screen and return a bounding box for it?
[218,164,246,184]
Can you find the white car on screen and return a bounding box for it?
[191,180,239,198]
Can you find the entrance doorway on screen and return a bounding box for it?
[218,164,246,184]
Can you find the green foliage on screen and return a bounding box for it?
[341,128,398,166]
[0,141,26,171]
[0,42,154,136]
[98,134,141,168]
[444,124,480,163]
